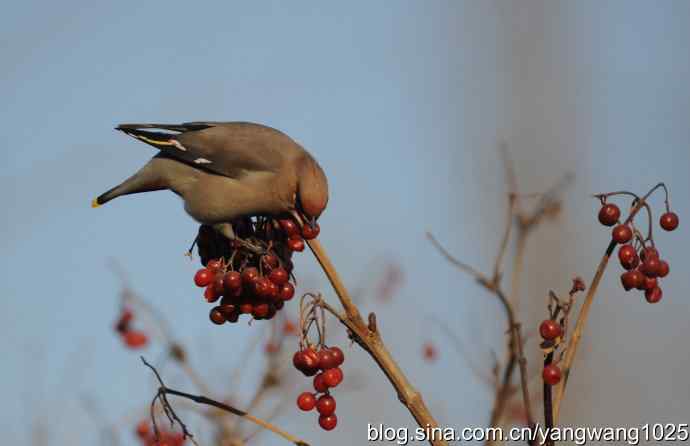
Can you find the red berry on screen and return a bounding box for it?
[657,260,670,278]
[296,392,316,411]
[135,420,150,438]
[209,307,226,325]
[269,268,289,286]
[266,281,280,301]
[207,259,223,272]
[283,320,298,335]
[265,342,280,354]
[621,270,644,291]
[322,367,343,388]
[274,300,285,310]
[123,330,148,349]
[612,224,633,244]
[660,212,679,231]
[598,203,620,226]
[318,348,338,370]
[266,303,278,319]
[287,237,305,252]
[279,283,295,301]
[212,276,225,294]
[219,303,236,317]
[318,414,338,431]
[641,257,661,278]
[645,286,663,303]
[316,395,336,416]
[254,277,272,298]
[252,303,270,319]
[194,268,213,287]
[223,271,242,291]
[293,351,307,370]
[225,309,240,323]
[220,291,236,304]
[642,275,657,291]
[262,254,280,269]
[303,347,320,368]
[313,373,328,393]
[239,303,254,314]
[330,346,345,366]
[204,284,221,303]
[423,342,437,362]
[241,267,259,285]
[279,219,300,237]
[302,222,320,240]
[539,320,562,340]
[639,247,659,261]
[618,245,639,270]
[293,348,320,375]
[542,364,562,385]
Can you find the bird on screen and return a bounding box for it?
[92,121,328,240]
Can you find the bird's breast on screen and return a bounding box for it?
[181,171,291,224]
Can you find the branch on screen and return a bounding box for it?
[426,235,535,445]
[306,239,446,446]
[552,184,662,422]
[141,357,309,446]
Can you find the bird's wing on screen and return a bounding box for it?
[116,122,294,178]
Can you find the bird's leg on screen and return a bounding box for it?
[213,223,263,255]
[184,234,199,258]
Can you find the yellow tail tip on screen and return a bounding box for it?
[91,198,101,208]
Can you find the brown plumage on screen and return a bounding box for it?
[93,122,328,233]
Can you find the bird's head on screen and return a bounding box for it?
[295,155,329,227]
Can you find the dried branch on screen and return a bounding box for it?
[141,357,310,446]
[426,234,535,445]
[306,238,446,446]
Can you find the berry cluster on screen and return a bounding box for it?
[191,217,320,325]
[135,420,185,446]
[193,256,295,324]
[114,307,149,349]
[294,345,345,431]
[597,200,679,304]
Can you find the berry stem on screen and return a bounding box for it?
[306,238,446,446]
[542,351,555,446]
[553,184,659,422]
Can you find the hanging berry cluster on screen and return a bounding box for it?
[191,216,320,325]
[135,419,185,446]
[596,184,679,304]
[293,293,345,431]
[114,306,149,349]
[539,279,586,386]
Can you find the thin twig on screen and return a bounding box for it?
[141,357,309,446]
[427,235,536,445]
[542,352,555,446]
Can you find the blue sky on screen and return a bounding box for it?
[2,1,689,445]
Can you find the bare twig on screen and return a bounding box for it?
[141,357,309,446]
[427,234,535,445]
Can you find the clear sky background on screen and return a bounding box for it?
[2,1,689,445]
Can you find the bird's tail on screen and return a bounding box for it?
[92,161,167,208]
